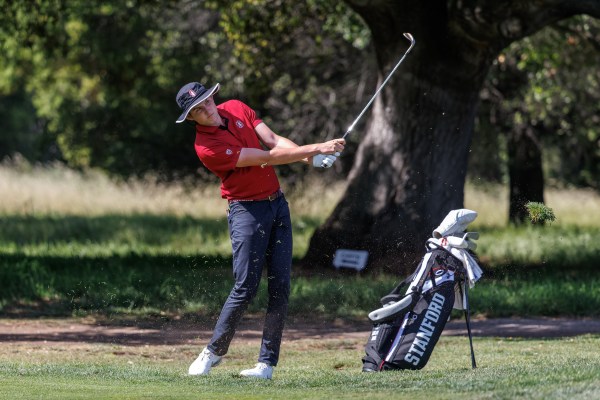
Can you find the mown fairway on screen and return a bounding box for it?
[1,335,599,400]
[1,166,599,399]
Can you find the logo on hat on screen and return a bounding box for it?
[236,120,244,129]
[226,149,233,155]
[188,89,197,97]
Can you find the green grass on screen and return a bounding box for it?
[1,252,599,318]
[475,224,600,270]
[472,275,600,317]
[0,336,598,399]
[1,213,600,318]
[1,166,600,398]
[0,213,322,258]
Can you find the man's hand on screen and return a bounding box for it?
[313,154,337,168]
[319,138,345,155]
[312,138,344,168]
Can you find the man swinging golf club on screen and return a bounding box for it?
[175,81,345,379]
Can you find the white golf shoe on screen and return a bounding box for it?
[239,362,273,379]
[188,347,222,376]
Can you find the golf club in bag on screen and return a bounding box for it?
[321,33,416,167]
[362,209,482,372]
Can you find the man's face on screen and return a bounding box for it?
[186,96,220,126]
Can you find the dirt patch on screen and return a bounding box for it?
[0,316,598,347]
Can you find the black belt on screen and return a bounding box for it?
[228,189,283,204]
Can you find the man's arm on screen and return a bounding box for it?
[254,122,297,150]
[235,122,344,168]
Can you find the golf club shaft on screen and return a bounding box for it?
[342,32,415,139]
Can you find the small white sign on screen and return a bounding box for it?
[333,249,369,271]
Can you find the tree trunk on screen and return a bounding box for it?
[508,125,545,223]
[304,5,497,272]
[302,0,600,273]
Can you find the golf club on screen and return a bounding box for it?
[323,33,415,166]
[343,32,415,140]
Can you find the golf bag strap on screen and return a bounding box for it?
[363,340,385,370]
[401,270,416,286]
[407,255,430,295]
[379,270,417,304]
[429,265,437,288]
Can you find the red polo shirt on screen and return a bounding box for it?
[194,100,280,200]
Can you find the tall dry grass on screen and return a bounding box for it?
[0,160,347,220]
[465,182,600,227]
[1,161,599,226]
[0,161,226,217]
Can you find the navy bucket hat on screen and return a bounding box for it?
[175,82,220,123]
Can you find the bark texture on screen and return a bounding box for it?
[303,0,600,272]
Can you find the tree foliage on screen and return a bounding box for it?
[0,0,598,197]
[0,0,372,180]
[473,15,600,190]
[209,0,373,179]
[520,16,600,189]
[1,0,229,177]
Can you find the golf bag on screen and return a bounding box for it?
[362,209,481,372]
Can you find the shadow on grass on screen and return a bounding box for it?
[0,253,233,317]
[1,216,599,320]
[0,252,309,318]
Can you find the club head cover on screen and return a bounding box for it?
[433,209,478,238]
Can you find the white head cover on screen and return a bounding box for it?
[433,209,478,238]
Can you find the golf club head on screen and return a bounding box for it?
[403,32,415,44]
[463,232,480,241]
[446,236,469,249]
[444,232,479,251]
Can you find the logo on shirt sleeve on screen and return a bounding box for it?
[226,149,233,155]
[235,120,244,129]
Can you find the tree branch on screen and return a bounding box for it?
[449,0,600,46]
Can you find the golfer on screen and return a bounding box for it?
[175,82,345,379]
